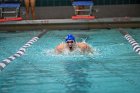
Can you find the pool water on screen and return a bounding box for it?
[0,29,140,93]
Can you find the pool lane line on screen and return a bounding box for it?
[93,18,139,86]
[96,18,140,55]
[111,18,140,55]
[0,29,48,71]
[118,29,140,55]
[110,17,140,55]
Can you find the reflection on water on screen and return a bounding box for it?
[42,46,98,93]
[1,29,140,93]
[64,61,92,93]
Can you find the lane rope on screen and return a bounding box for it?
[120,31,140,55]
[96,17,140,55]
[0,29,47,71]
[110,17,140,55]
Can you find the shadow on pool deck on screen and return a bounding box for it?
[0,17,140,31]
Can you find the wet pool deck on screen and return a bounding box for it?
[0,17,140,31]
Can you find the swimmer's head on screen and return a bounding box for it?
[65,34,76,51]
[65,34,75,42]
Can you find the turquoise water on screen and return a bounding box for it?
[0,29,140,93]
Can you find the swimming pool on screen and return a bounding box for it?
[0,29,140,93]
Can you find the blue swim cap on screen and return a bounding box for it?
[65,34,75,42]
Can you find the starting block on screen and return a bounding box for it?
[72,15,95,20]
[0,3,21,18]
[0,0,22,22]
[0,17,22,22]
[72,1,95,20]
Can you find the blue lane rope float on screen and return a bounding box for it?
[0,29,47,71]
[119,30,140,55]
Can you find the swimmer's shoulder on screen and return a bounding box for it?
[55,43,66,53]
[77,42,93,53]
[56,43,65,49]
[77,42,89,49]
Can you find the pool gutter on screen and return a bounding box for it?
[0,18,140,31]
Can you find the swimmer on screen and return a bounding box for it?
[55,34,93,54]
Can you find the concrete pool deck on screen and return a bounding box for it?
[0,17,140,31]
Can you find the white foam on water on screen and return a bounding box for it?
[41,39,101,60]
[42,46,100,59]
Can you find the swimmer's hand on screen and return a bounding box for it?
[77,42,93,54]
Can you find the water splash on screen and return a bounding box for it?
[42,48,84,57]
[41,38,101,60]
[42,46,100,59]
[81,38,87,43]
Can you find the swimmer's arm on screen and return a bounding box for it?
[83,44,93,53]
[86,45,93,53]
[78,43,93,53]
[55,44,64,54]
[55,47,62,54]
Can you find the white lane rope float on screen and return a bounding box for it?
[0,29,48,71]
[94,18,138,86]
[111,18,140,55]
[119,30,140,55]
[96,17,140,55]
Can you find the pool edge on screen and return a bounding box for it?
[0,18,140,31]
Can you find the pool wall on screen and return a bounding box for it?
[0,4,140,31]
[0,18,140,31]
[21,4,140,19]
